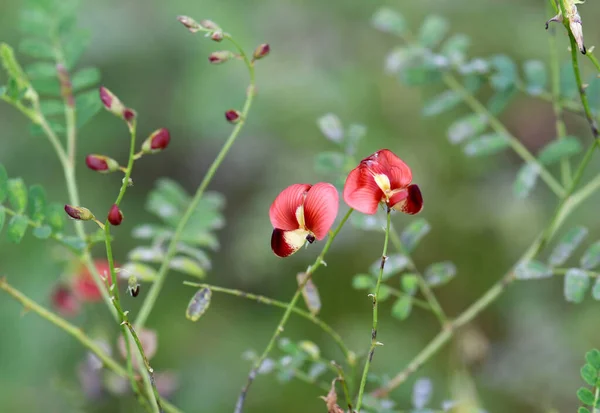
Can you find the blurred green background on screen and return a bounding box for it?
[1,0,600,412]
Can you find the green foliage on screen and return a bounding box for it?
[513,163,540,199]
[548,226,588,267]
[391,295,412,320]
[418,15,449,48]
[515,260,552,279]
[447,114,488,144]
[463,133,509,157]
[537,137,583,166]
[564,268,590,303]
[424,261,456,287]
[577,350,600,411]
[581,241,600,270]
[523,60,547,96]
[126,178,225,280]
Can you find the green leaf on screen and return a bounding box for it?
[581,364,598,386]
[418,15,449,48]
[372,8,406,36]
[401,273,419,295]
[0,43,28,89]
[32,225,52,239]
[6,215,29,243]
[490,55,517,91]
[463,133,509,157]
[400,218,430,252]
[577,387,595,405]
[538,137,583,165]
[317,113,343,143]
[297,273,321,316]
[447,114,488,144]
[0,206,5,232]
[425,261,456,287]
[592,278,600,301]
[186,287,212,322]
[422,90,462,117]
[581,241,600,270]
[19,38,55,59]
[30,77,61,95]
[44,203,65,232]
[564,268,590,304]
[314,152,346,175]
[40,100,65,117]
[71,67,100,91]
[586,349,600,370]
[170,256,205,278]
[370,254,410,280]
[28,185,47,223]
[19,9,53,37]
[7,178,27,214]
[560,61,578,99]
[513,163,539,199]
[548,226,588,267]
[487,87,517,116]
[0,164,7,203]
[515,260,552,279]
[441,34,470,64]
[391,296,412,320]
[62,30,91,69]
[523,60,547,96]
[75,90,102,128]
[377,284,392,302]
[578,407,591,413]
[352,274,375,290]
[25,62,57,78]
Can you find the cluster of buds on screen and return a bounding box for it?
[99,86,136,126]
[177,16,224,42]
[65,203,124,227]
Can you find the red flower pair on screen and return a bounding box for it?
[269,149,423,257]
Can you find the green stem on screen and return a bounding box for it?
[586,52,600,73]
[552,268,599,277]
[135,34,256,328]
[234,209,353,413]
[443,73,565,197]
[332,362,353,412]
[355,210,391,411]
[389,227,448,325]
[183,282,351,362]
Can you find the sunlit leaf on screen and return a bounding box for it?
[298,341,320,360]
[7,178,27,214]
[577,387,595,405]
[401,273,419,295]
[25,62,57,78]
[418,15,449,48]
[538,137,583,165]
[523,60,547,96]
[515,260,552,279]
[71,67,100,91]
[19,9,53,37]
[170,256,205,278]
[370,254,409,280]
[317,113,343,143]
[391,296,412,320]
[45,203,65,232]
[175,244,211,270]
[0,164,7,203]
[62,29,91,69]
[129,246,164,263]
[564,268,590,304]
[578,407,591,413]
[581,241,600,270]
[32,225,52,239]
[297,273,321,316]
[401,218,430,252]
[425,261,456,287]
[412,378,433,409]
[463,133,509,157]
[447,114,488,144]
[28,184,47,223]
[186,287,211,321]
[490,55,517,91]
[121,262,158,282]
[422,90,462,117]
[6,215,28,243]
[40,100,65,116]
[377,284,392,302]
[352,274,375,290]
[441,34,470,64]
[548,226,588,267]
[560,61,578,99]
[30,120,65,137]
[58,236,86,252]
[580,363,598,386]
[30,77,60,95]
[513,163,539,199]
[586,349,600,370]
[372,8,406,36]
[308,362,328,380]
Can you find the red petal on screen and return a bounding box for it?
[271,228,308,257]
[371,149,412,189]
[342,166,382,215]
[269,184,311,231]
[303,182,339,240]
[391,184,423,215]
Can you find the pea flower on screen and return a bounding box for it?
[343,149,423,215]
[270,183,339,257]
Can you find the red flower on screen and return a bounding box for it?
[269,183,339,257]
[73,260,114,302]
[343,149,423,215]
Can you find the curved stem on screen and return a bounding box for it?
[135,34,256,328]
[355,210,391,411]
[183,282,351,361]
[234,209,353,413]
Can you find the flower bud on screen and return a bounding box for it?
[51,284,80,317]
[65,205,95,221]
[208,51,234,64]
[211,31,224,42]
[141,128,171,154]
[177,15,202,33]
[108,204,123,226]
[225,109,242,124]
[127,274,140,297]
[253,43,270,60]
[85,154,120,173]
[570,12,586,54]
[99,86,136,122]
[200,19,220,31]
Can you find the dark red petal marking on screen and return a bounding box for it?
[392,184,423,215]
[342,166,383,215]
[303,182,339,240]
[269,183,311,231]
[271,228,300,257]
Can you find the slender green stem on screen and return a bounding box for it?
[443,73,565,197]
[234,209,353,413]
[586,52,600,73]
[135,34,256,328]
[389,226,448,325]
[355,211,391,410]
[183,282,351,361]
[551,268,599,277]
[332,362,353,412]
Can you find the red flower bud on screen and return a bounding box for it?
[225,109,242,124]
[141,128,171,154]
[177,15,202,33]
[253,43,270,60]
[51,284,80,317]
[65,205,95,221]
[85,154,120,173]
[200,19,220,31]
[208,51,234,64]
[211,31,224,42]
[108,204,123,226]
[99,86,136,122]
